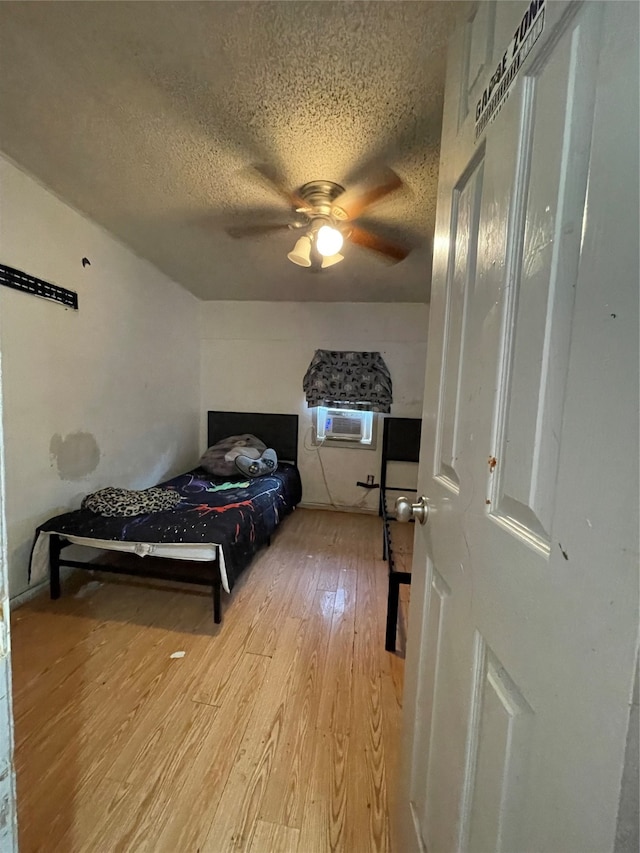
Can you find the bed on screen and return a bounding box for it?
[29,411,302,623]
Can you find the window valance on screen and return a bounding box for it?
[302,350,393,413]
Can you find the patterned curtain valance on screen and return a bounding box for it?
[302,350,393,413]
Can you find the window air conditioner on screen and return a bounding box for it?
[316,407,374,445]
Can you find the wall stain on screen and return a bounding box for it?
[50,432,100,480]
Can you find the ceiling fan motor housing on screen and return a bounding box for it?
[298,180,346,226]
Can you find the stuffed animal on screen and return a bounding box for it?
[235,447,278,477]
[199,434,278,478]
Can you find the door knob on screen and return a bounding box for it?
[395,495,430,525]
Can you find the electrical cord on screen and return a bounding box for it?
[303,425,337,508]
[303,425,376,511]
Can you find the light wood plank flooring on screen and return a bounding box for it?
[11,508,411,853]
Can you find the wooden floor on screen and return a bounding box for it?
[11,508,412,853]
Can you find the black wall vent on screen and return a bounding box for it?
[0,263,78,309]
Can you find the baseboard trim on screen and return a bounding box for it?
[10,566,80,610]
[298,501,378,516]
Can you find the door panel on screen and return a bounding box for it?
[397,3,639,852]
[435,154,484,492]
[490,5,601,549]
[460,635,533,853]
[459,2,496,126]
[410,563,450,850]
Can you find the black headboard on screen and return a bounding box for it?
[207,411,299,465]
[380,416,422,503]
[382,417,422,464]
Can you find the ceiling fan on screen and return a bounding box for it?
[226,165,410,269]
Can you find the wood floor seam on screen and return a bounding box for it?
[190,698,222,709]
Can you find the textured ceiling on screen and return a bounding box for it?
[0,1,460,302]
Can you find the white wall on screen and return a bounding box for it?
[0,155,200,598]
[199,302,428,512]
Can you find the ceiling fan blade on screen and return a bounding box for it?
[251,163,310,211]
[349,224,409,262]
[226,222,294,239]
[331,167,403,221]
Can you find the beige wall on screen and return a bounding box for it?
[199,301,428,512]
[0,155,200,598]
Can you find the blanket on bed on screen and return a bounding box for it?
[81,486,182,516]
[33,463,302,589]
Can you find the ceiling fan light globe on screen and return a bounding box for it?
[316,225,344,257]
[321,253,344,269]
[287,235,313,267]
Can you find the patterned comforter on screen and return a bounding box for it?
[32,463,302,590]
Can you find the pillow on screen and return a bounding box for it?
[199,433,267,476]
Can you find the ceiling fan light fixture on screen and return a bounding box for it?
[321,252,344,269]
[287,234,313,267]
[226,173,408,267]
[316,225,344,257]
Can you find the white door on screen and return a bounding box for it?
[0,355,18,846]
[398,2,639,852]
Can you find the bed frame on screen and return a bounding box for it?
[49,411,299,623]
[379,416,422,651]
